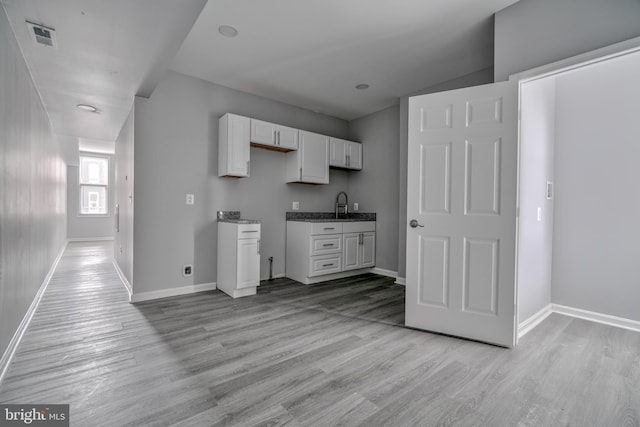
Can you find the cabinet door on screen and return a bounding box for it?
[250,119,276,146]
[299,131,329,184]
[347,142,363,170]
[219,114,250,177]
[343,233,360,270]
[329,138,347,167]
[277,125,299,150]
[237,238,260,288]
[360,232,376,268]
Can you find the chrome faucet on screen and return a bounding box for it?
[335,191,348,218]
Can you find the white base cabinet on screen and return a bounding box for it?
[286,221,375,284]
[217,222,261,298]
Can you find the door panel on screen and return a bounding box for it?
[420,142,451,214]
[342,233,359,270]
[418,236,449,308]
[406,81,518,347]
[465,138,501,215]
[237,239,260,289]
[360,232,375,268]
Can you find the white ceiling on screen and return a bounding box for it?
[2,0,519,163]
[172,0,520,120]
[1,0,206,163]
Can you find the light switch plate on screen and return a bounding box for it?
[186,194,194,205]
[292,201,299,210]
[353,203,359,211]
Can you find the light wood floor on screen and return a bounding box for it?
[1,242,638,426]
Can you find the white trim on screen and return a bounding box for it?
[67,236,114,242]
[371,267,397,279]
[0,240,68,385]
[510,36,640,83]
[130,282,217,303]
[112,260,133,300]
[395,276,406,286]
[296,268,375,285]
[552,304,640,333]
[518,304,553,339]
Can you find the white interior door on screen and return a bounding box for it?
[405,81,518,347]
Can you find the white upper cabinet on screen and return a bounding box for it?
[286,130,329,184]
[250,119,298,151]
[218,113,250,177]
[329,137,362,170]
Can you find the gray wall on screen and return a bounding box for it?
[132,71,350,294]
[66,155,115,240]
[517,77,555,323]
[114,106,135,284]
[0,5,66,359]
[347,106,400,272]
[494,0,640,81]
[397,67,495,279]
[551,51,640,321]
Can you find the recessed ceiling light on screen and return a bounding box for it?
[218,25,238,38]
[76,104,97,112]
[355,83,370,90]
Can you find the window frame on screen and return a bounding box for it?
[78,153,110,217]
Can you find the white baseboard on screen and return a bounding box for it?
[395,276,406,286]
[130,282,217,303]
[552,304,640,333]
[371,267,396,279]
[518,304,553,339]
[67,236,114,242]
[112,261,133,301]
[0,240,68,385]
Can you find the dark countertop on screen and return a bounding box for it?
[286,212,376,222]
[218,219,261,224]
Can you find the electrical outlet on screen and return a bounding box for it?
[353,202,359,211]
[183,265,193,277]
[186,194,194,205]
[292,201,299,210]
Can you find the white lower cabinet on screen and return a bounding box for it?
[286,221,375,284]
[217,222,261,298]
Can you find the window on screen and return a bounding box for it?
[79,155,109,215]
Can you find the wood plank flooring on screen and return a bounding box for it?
[1,241,639,426]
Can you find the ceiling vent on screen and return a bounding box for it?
[26,21,57,48]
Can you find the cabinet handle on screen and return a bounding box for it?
[323,263,334,267]
[359,232,363,245]
[299,167,302,180]
[347,154,350,167]
[242,230,258,233]
[277,130,281,145]
[322,243,334,247]
[257,239,261,255]
[323,227,335,230]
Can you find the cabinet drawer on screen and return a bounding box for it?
[342,221,375,233]
[309,254,342,277]
[310,234,341,255]
[237,223,261,238]
[310,222,343,235]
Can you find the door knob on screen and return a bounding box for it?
[409,219,424,228]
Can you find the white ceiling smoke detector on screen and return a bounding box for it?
[26,21,57,48]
